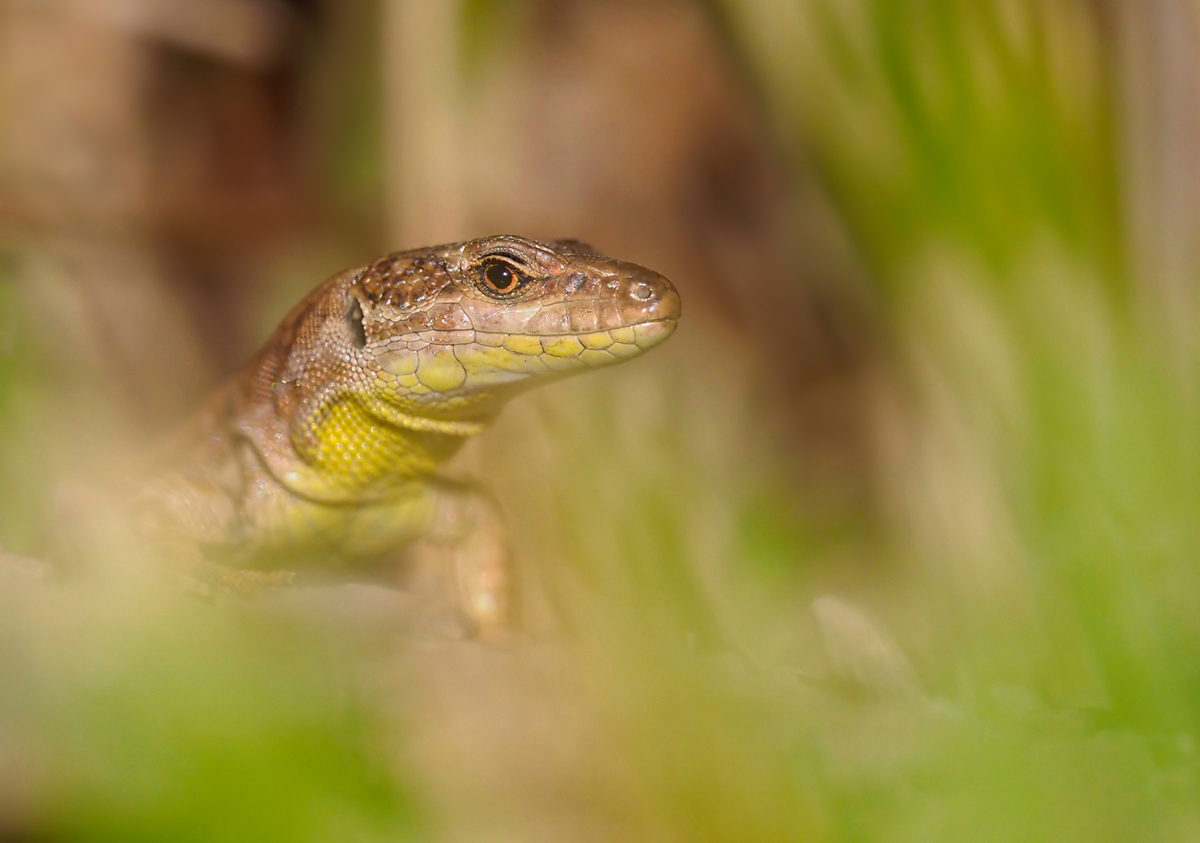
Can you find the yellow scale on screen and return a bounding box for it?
[244,396,446,566]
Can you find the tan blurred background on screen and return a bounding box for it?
[0,0,877,635]
[0,0,864,496]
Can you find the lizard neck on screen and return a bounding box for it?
[294,395,477,503]
[236,391,479,505]
[356,396,490,438]
[227,309,488,504]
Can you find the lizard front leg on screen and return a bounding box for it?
[317,481,510,638]
[399,481,512,639]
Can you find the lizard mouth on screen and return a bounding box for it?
[627,317,678,350]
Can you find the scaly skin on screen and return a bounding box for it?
[131,235,681,633]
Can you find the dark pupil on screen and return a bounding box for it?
[485,263,516,292]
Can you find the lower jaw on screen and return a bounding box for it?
[389,319,679,411]
[629,318,678,351]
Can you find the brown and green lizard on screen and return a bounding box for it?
[87,235,680,636]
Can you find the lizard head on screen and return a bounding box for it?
[340,235,681,424]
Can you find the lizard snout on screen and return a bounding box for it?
[618,267,682,326]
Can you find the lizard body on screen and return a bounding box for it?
[126,235,681,632]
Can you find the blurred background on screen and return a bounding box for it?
[1,0,1199,839]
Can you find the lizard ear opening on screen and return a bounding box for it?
[347,298,367,348]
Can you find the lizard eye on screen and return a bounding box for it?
[481,260,524,295]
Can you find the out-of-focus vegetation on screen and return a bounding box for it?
[0,585,422,842]
[2,0,1200,840]
[708,0,1200,837]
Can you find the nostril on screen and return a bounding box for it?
[629,282,656,302]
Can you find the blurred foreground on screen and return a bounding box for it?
[2,0,1200,840]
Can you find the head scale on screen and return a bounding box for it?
[337,235,681,424]
[255,235,680,498]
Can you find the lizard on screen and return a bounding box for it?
[84,235,681,637]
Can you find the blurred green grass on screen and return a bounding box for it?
[706,0,1200,837]
[0,583,426,842]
